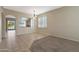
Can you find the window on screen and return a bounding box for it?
[38,16,47,28]
[19,17,27,27]
[7,20,16,30]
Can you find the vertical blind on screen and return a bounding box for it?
[38,15,47,28]
[19,17,27,27]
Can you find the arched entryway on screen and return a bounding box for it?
[5,15,16,51]
[5,15,16,31]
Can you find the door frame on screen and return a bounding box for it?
[6,18,16,31]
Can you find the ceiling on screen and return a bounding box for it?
[3,6,63,15]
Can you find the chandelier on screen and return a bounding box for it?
[32,9,37,19]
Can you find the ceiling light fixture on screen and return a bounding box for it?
[32,9,37,19]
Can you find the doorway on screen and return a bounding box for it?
[6,17,16,39]
[6,17,16,51]
[6,18,16,30]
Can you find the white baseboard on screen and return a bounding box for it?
[51,34,79,42]
[37,32,79,42]
[16,32,33,36]
[37,32,51,36]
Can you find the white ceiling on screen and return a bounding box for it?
[3,6,63,15]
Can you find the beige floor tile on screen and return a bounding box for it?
[0,31,48,52]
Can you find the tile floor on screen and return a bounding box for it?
[0,30,48,52]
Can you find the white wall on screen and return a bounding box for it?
[0,12,2,42]
[0,7,2,42]
[38,7,79,42]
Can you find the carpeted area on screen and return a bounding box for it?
[30,36,79,52]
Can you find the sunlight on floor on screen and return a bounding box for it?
[7,30,16,51]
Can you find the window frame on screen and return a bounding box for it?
[38,15,47,28]
[19,17,27,27]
